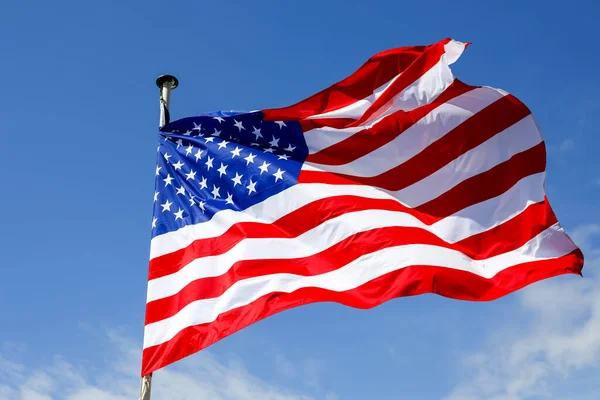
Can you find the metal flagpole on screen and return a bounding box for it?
[139,373,152,400]
[139,74,179,400]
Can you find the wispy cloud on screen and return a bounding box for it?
[444,223,600,400]
[570,224,600,256]
[0,332,317,400]
[271,348,330,392]
[559,138,575,153]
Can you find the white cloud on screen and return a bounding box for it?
[0,332,317,400]
[559,138,575,152]
[569,224,600,253]
[444,223,600,400]
[274,350,297,380]
[270,348,335,398]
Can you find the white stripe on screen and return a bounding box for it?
[306,86,507,176]
[150,170,545,260]
[305,125,368,156]
[148,172,546,302]
[143,222,575,348]
[432,172,546,243]
[392,115,542,207]
[300,163,321,172]
[444,40,467,65]
[304,56,461,155]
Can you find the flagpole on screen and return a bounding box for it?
[139,74,179,400]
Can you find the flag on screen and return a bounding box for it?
[142,38,584,375]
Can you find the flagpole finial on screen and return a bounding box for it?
[156,74,179,90]
[156,75,178,127]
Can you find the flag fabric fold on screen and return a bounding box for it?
[142,38,583,375]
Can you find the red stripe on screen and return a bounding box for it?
[142,249,583,375]
[306,80,476,165]
[299,170,358,185]
[299,95,531,191]
[415,141,546,218]
[262,39,453,123]
[299,118,357,131]
[456,198,556,259]
[144,201,558,325]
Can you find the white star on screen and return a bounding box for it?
[161,199,173,212]
[173,160,184,170]
[258,161,270,174]
[176,185,185,196]
[211,184,221,199]
[269,136,280,147]
[199,176,208,190]
[204,137,215,143]
[277,154,289,160]
[246,179,257,195]
[185,169,196,181]
[275,121,287,129]
[185,145,193,156]
[230,146,242,158]
[284,143,296,152]
[194,149,203,161]
[213,116,225,123]
[217,162,228,177]
[263,147,275,154]
[183,130,192,136]
[176,139,183,148]
[154,191,159,202]
[231,172,243,186]
[225,192,234,205]
[193,122,202,131]
[198,200,206,213]
[152,217,157,228]
[233,119,245,131]
[212,128,222,137]
[244,153,256,165]
[155,165,162,176]
[163,153,172,162]
[188,195,195,206]
[273,168,285,182]
[217,140,229,150]
[252,126,263,140]
[205,156,214,170]
[174,208,184,220]
[163,174,174,186]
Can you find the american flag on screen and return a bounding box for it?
[142,38,584,375]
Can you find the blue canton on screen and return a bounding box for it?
[151,111,308,238]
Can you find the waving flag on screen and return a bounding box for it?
[142,38,583,375]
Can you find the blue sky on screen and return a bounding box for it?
[1,0,599,399]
